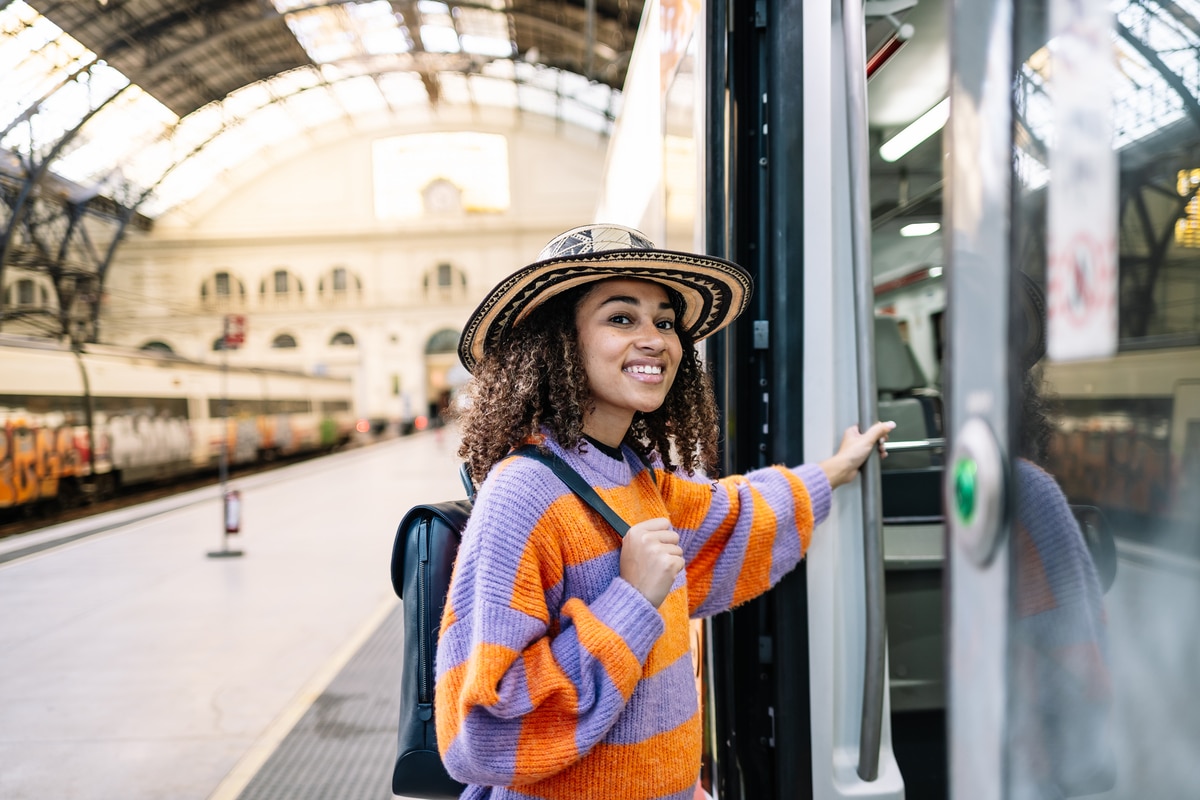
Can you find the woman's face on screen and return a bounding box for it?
[574,278,682,445]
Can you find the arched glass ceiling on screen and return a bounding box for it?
[1015,0,1200,189]
[0,0,622,218]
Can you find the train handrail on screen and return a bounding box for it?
[841,0,886,782]
[883,437,947,453]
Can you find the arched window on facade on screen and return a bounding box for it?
[260,269,304,308]
[422,262,467,302]
[425,328,460,355]
[271,333,298,349]
[329,331,356,347]
[5,277,52,309]
[318,266,363,306]
[200,270,246,310]
[140,341,174,354]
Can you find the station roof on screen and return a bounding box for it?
[1,0,643,217]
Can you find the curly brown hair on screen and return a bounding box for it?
[457,282,722,486]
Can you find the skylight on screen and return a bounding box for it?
[0,0,617,218]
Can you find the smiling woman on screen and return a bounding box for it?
[434,223,894,800]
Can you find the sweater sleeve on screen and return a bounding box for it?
[434,459,665,787]
[660,462,832,618]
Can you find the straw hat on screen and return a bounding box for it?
[458,223,753,372]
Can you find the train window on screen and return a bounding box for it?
[208,398,266,418]
[265,399,311,414]
[320,399,351,413]
[93,396,188,419]
[0,393,87,424]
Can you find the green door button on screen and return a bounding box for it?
[954,457,978,523]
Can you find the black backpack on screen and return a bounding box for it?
[388,447,637,798]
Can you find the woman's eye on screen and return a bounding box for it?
[657,319,676,331]
[610,314,632,325]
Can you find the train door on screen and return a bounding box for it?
[702,0,925,797]
[947,1,1200,798]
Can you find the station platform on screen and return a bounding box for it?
[0,430,465,800]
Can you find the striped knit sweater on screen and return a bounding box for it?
[434,436,831,799]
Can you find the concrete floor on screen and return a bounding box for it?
[0,430,463,800]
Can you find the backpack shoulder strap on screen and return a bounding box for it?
[627,446,658,486]
[512,444,632,537]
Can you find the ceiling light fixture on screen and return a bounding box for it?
[879,97,950,162]
[900,222,941,237]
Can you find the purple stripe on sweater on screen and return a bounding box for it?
[587,577,664,663]
[444,705,520,784]
[561,550,622,605]
[605,653,697,744]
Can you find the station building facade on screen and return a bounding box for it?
[98,112,608,432]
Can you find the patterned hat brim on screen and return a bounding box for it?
[458,248,753,372]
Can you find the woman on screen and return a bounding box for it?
[436,223,894,799]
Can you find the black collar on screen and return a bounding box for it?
[582,434,624,461]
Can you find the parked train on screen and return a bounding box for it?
[0,334,355,517]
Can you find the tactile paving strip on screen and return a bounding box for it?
[237,603,405,800]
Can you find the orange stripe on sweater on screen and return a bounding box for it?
[643,585,691,678]
[730,486,779,607]
[516,711,703,797]
[435,641,518,753]
[785,469,815,555]
[565,596,645,699]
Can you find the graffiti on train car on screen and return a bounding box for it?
[0,412,194,508]
[104,413,193,469]
[0,420,85,507]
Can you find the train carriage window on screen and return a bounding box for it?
[208,398,266,418]
[93,396,189,419]
[265,399,312,414]
[320,399,351,413]
[0,394,87,424]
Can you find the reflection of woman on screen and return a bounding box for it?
[1010,277,1115,799]
[435,224,893,799]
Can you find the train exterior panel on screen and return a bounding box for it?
[0,336,354,514]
